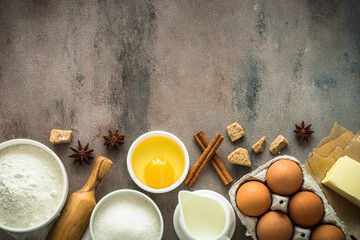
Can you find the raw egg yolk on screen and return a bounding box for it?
[144,159,174,189]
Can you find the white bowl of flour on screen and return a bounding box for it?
[0,139,68,234]
[90,189,164,240]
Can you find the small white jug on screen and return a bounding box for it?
[177,190,233,240]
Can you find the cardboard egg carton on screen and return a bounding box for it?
[228,155,351,240]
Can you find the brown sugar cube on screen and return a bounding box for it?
[228,148,251,167]
[50,129,72,144]
[270,135,288,154]
[227,122,245,142]
[252,136,266,154]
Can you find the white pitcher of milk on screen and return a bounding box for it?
[177,191,233,240]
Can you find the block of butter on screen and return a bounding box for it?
[322,156,360,207]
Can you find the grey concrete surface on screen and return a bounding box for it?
[0,0,359,239]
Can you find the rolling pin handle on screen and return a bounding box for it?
[81,156,113,192]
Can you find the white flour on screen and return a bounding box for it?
[0,144,64,228]
[93,194,161,240]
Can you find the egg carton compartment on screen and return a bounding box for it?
[293,226,311,240]
[228,155,351,240]
[270,194,289,213]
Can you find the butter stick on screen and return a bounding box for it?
[322,156,360,207]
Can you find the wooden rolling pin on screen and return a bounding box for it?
[47,156,113,240]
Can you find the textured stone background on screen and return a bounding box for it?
[0,0,359,239]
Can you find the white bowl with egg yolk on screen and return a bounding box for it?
[127,131,189,193]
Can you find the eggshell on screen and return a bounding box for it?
[256,211,293,240]
[288,191,324,227]
[266,159,303,195]
[310,224,345,240]
[236,181,271,217]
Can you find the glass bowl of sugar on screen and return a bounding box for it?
[0,139,68,235]
[90,189,164,240]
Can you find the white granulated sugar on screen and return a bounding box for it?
[0,144,64,228]
[93,194,161,240]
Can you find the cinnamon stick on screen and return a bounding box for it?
[210,160,228,185]
[188,135,223,187]
[184,133,221,185]
[194,131,233,185]
[184,133,224,187]
[194,133,228,185]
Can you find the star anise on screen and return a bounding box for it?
[69,140,94,165]
[103,130,125,150]
[294,121,314,142]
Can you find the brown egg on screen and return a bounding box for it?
[256,211,293,240]
[311,224,346,240]
[266,159,303,195]
[236,181,271,217]
[288,191,324,227]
